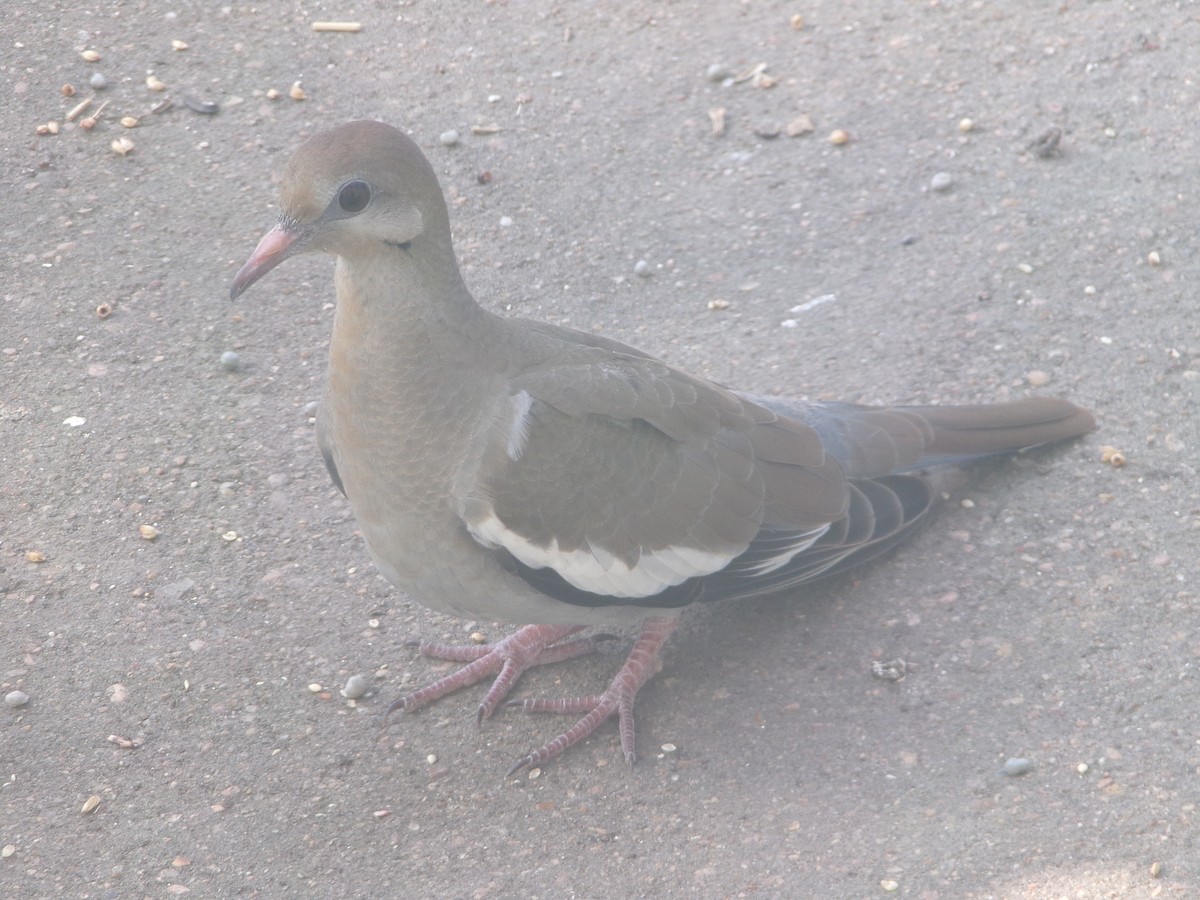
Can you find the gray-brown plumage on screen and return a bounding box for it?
[231,121,1094,774]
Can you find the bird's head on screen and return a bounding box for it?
[230,120,450,300]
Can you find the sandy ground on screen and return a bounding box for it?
[3,2,1198,897]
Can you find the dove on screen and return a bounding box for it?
[231,120,1093,774]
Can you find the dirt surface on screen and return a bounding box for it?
[3,3,1197,897]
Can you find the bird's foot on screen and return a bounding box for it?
[503,616,677,776]
[386,623,592,723]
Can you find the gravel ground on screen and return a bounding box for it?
[2,3,1197,897]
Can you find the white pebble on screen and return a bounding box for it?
[930,172,953,192]
[340,675,369,699]
[1002,757,1034,777]
[705,63,733,82]
[499,216,513,228]
[633,259,652,277]
[220,350,240,371]
[4,690,29,708]
[439,129,459,147]
[89,72,108,90]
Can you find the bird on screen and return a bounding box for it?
[230,120,1094,775]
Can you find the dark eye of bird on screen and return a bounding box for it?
[337,180,371,213]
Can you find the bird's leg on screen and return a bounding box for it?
[386,623,593,723]
[504,616,678,775]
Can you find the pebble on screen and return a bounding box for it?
[828,129,850,145]
[340,675,369,699]
[1026,369,1050,387]
[89,72,107,90]
[705,63,734,83]
[785,115,814,137]
[184,96,220,115]
[302,400,320,419]
[4,690,29,708]
[1002,757,1034,777]
[439,129,459,147]
[633,259,652,277]
[220,351,240,371]
[930,171,953,192]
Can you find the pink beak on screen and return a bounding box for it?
[230,223,305,300]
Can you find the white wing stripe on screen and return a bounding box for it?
[469,513,734,598]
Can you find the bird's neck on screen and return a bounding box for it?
[326,243,501,420]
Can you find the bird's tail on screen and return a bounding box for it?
[751,395,1095,477]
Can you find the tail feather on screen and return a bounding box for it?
[753,395,1094,477]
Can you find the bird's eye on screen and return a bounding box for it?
[337,181,371,213]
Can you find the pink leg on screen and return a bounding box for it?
[504,616,678,776]
[386,623,593,723]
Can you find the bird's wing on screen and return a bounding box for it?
[453,352,848,600]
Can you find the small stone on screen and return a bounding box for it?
[753,123,781,139]
[220,351,240,371]
[340,675,369,699]
[426,754,437,765]
[958,117,975,132]
[138,524,159,541]
[89,72,107,90]
[265,88,282,100]
[4,690,29,708]
[302,400,320,419]
[1,845,14,858]
[1002,757,1034,777]
[184,97,220,115]
[1026,369,1050,386]
[930,172,953,192]
[111,137,135,157]
[1076,762,1089,774]
[81,50,102,62]
[633,260,652,277]
[146,75,167,92]
[439,129,459,147]
[171,39,189,51]
[785,115,814,137]
[881,881,899,892]
[1150,861,1163,879]
[308,683,323,694]
[289,81,306,101]
[661,743,677,753]
[828,129,850,145]
[705,63,733,82]
[1147,250,1161,266]
[81,795,101,814]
